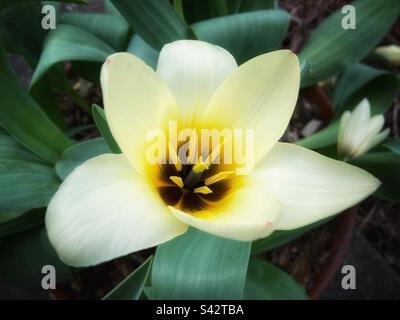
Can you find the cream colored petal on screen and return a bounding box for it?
[251,143,380,230]
[46,154,188,267]
[101,52,180,177]
[337,110,351,155]
[169,188,282,241]
[354,128,390,157]
[352,115,386,157]
[375,45,400,66]
[341,99,371,156]
[157,40,237,126]
[202,50,300,164]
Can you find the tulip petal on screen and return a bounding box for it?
[157,40,237,126]
[46,154,188,267]
[352,115,386,157]
[203,50,300,164]
[101,52,180,176]
[355,128,390,157]
[169,188,282,241]
[340,98,371,155]
[251,143,380,230]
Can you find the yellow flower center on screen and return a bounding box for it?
[154,137,244,212]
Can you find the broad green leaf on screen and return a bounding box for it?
[127,34,159,70]
[193,9,289,64]
[0,211,26,224]
[31,24,115,86]
[104,0,121,17]
[92,104,121,154]
[110,0,194,51]
[30,74,67,131]
[340,73,398,115]
[226,0,242,14]
[55,138,111,180]
[182,0,219,23]
[66,124,96,138]
[0,47,72,163]
[251,217,332,254]
[208,0,228,16]
[0,209,44,238]
[0,226,71,287]
[239,0,277,11]
[299,0,400,87]
[0,133,45,163]
[350,152,400,201]
[0,159,60,211]
[384,141,400,155]
[296,121,339,150]
[244,258,308,300]
[332,63,387,108]
[152,228,251,300]
[300,58,311,80]
[103,256,153,300]
[60,13,130,51]
[0,2,45,66]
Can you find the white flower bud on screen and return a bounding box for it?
[338,98,389,159]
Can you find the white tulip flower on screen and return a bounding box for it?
[45,40,380,267]
[338,98,390,159]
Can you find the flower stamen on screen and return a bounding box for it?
[205,171,234,186]
[194,186,213,194]
[169,176,184,188]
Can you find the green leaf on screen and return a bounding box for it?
[193,9,289,64]
[104,0,122,17]
[244,258,308,300]
[239,0,277,11]
[300,57,311,80]
[110,0,194,51]
[60,13,130,51]
[251,217,332,254]
[55,138,111,180]
[296,121,339,150]
[66,124,96,138]
[0,47,72,163]
[0,133,45,163]
[208,0,228,16]
[30,74,67,131]
[92,104,121,154]
[127,34,159,70]
[0,209,44,238]
[332,63,386,108]
[384,141,400,155]
[0,159,60,211]
[0,2,45,66]
[0,211,26,224]
[0,226,71,287]
[31,24,115,86]
[152,228,251,299]
[299,0,400,87]
[103,256,153,300]
[350,152,400,201]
